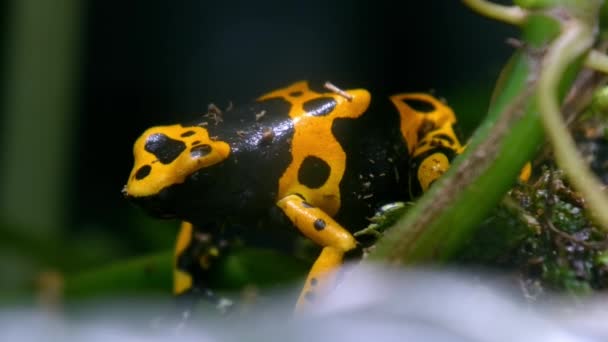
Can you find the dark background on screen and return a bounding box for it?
[1,0,516,283]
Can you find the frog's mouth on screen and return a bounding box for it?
[123,186,177,219]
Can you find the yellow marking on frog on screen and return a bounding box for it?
[126,124,230,198]
[259,81,371,215]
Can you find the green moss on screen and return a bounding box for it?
[458,165,608,297]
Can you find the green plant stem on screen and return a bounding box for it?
[537,18,608,230]
[462,0,527,26]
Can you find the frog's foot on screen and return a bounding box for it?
[353,224,383,239]
[356,202,408,238]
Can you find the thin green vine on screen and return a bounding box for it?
[462,0,528,25]
[537,5,608,231]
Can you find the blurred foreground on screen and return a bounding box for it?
[2,266,608,342]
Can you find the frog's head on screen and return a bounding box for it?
[123,124,230,217]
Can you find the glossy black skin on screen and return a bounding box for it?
[331,102,409,231]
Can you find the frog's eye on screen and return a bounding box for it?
[302,97,337,117]
[190,144,212,158]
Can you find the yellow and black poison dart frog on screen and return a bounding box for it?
[123,81,463,311]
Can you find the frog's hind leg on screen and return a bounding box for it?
[389,93,458,155]
[276,194,357,312]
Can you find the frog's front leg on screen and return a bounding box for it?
[277,194,357,311]
[174,222,233,316]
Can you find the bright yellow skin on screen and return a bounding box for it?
[259,81,371,216]
[417,152,452,192]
